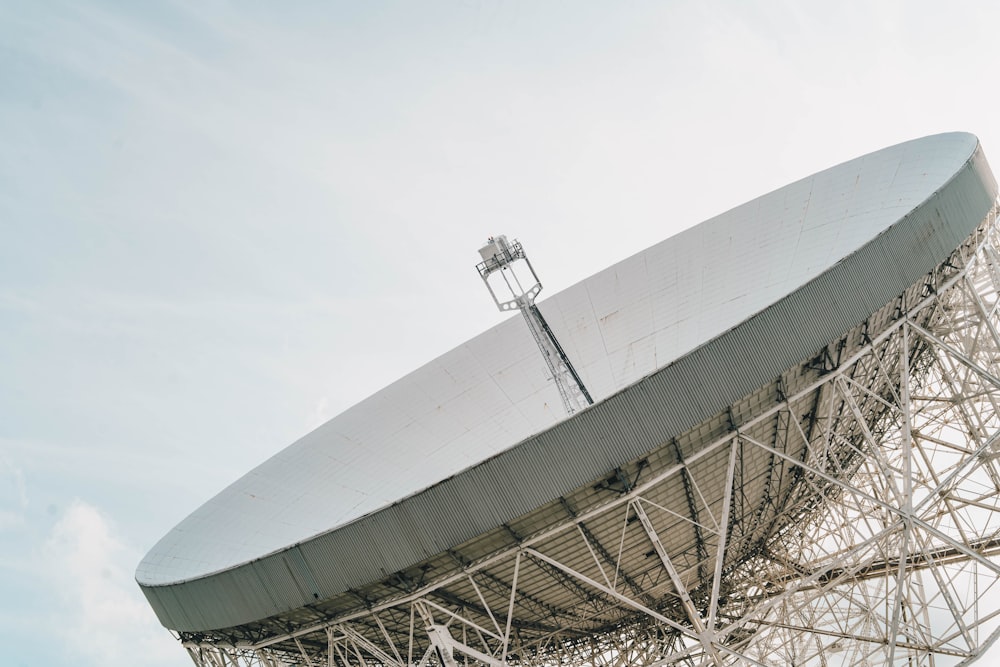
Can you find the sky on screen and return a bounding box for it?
[2,1,1000,665]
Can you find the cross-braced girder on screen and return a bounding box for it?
[181,203,1000,666]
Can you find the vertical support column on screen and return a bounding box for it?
[888,322,914,664]
[632,500,723,666]
[707,438,739,631]
[502,551,521,663]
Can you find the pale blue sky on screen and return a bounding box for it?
[3,1,1000,665]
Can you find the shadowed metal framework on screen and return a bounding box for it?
[176,201,1000,666]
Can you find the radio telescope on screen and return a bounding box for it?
[138,132,1000,666]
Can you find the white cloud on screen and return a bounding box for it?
[42,500,184,667]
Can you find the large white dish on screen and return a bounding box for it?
[138,132,998,633]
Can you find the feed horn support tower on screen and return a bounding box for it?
[476,234,593,415]
[140,133,1000,666]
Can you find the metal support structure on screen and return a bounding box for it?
[180,203,1000,666]
[476,235,593,415]
[633,499,723,665]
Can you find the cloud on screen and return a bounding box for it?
[42,500,183,667]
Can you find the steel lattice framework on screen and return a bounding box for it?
[175,203,1000,666]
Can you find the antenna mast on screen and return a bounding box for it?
[476,235,594,415]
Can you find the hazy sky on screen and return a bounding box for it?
[3,1,1000,665]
